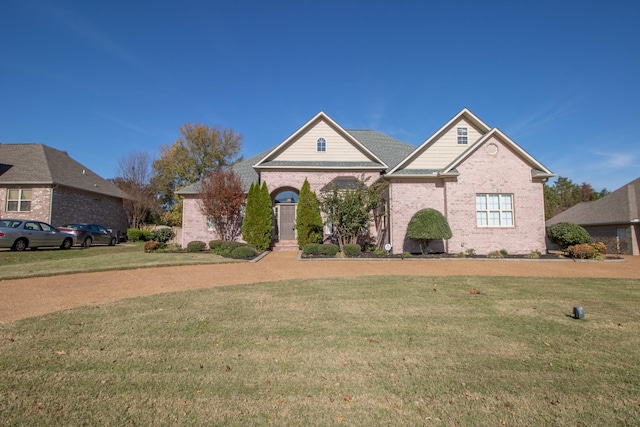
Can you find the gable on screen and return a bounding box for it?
[404,117,486,170]
[254,112,386,170]
[388,108,491,175]
[442,128,554,179]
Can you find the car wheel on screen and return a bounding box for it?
[109,237,117,246]
[61,238,73,250]
[12,238,28,252]
[83,237,92,248]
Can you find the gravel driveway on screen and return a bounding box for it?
[1,251,639,323]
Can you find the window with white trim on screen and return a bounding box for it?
[476,194,514,227]
[207,217,216,231]
[317,137,326,152]
[457,127,468,144]
[6,188,32,212]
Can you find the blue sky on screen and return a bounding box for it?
[2,0,639,192]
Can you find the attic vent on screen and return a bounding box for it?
[82,169,86,175]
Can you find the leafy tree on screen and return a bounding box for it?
[296,178,323,248]
[198,169,246,242]
[152,123,242,225]
[319,176,386,251]
[242,181,273,250]
[544,177,608,219]
[406,208,452,254]
[113,151,160,228]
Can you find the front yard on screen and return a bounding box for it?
[1,275,638,425]
[0,243,242,280]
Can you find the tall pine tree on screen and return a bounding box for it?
[296,178,323,248]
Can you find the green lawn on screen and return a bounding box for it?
[0,243,242,280]
[1,275,638,425]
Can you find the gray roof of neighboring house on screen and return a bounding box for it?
[0,143,128,199]
[345,130,415,171]
[176,130,416,195]
[546,177,640,226]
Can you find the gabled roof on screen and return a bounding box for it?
[387,108,491,175]
[546,177,640,226]
[440,128,554,178]
[0,143,128,199]
[253,112,389,170]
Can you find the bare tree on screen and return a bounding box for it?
[114,151,158,229]
[198,169,246,241]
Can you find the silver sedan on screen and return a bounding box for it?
[0,219,75,251]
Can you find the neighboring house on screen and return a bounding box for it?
[546,177,640,255]
[177,109,554,255]
[0,143,130,236]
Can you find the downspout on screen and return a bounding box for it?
[388,180,393,253]
[49,186,55,224]
[442,178,448,253]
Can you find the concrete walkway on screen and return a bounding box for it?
[1,251,639,323]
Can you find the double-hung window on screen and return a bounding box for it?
[6,189,32,212]
[457,127,468,144]
[476,194,514,227]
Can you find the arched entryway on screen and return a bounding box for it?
[271,188,299,241]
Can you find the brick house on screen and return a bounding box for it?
[545,177,640,255]
[0,143,129,235]
[177,109,554,255]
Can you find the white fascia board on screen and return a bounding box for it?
[387,108,491,175]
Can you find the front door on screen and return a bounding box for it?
[279,204,296,240]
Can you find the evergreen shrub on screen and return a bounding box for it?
[187,241,206,252]
[230,245,258,259]
[547,222,591,249]
[343,243,361,258]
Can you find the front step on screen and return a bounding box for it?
[272,240,299,252]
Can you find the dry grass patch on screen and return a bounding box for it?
[1,276,639,425]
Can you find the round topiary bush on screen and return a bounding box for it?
[319,244,340,256]
[406,208,452,254]
[302,243,321,255]
[150,228,175,245]
[547,222,591,249]
[230,245,258,259]
[187,240,206,252]
[343,243,361,258]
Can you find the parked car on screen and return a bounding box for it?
[57,223,118,247]
[0,219,75,251]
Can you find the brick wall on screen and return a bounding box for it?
[50,186,129,235]
[260,170,380,196]
[0,186,53,222]
[444,137,546,255]
[181,195,220,247]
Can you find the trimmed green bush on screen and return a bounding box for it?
[406,208,452,254]
[209,240,224,250]
[302,243,339,256]
[230,245,258,259]
[150,228,175,245]
[547,222,591,249]
[187,241,206,252]
[127,228,144,242]
[242,182,273,251]
[319,244,340,256]
[343,243,361,258]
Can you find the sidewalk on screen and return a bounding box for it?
[1,251,639,323]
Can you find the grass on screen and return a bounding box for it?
[1,275,638,425]
[0,243,243,280]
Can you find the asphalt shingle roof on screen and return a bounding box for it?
[176,130,416,195]
[546,177,640,226]
[0,143,128,199]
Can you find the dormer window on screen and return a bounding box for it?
[457,127,468,144]
[317,137,326,152]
